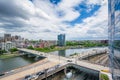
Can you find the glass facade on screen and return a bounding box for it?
[108,0,120,80]
[57,34,66,46]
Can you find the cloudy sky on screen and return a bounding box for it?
[0,0,108,40]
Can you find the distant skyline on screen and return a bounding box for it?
[0,0,108,40]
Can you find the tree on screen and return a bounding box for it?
[50,45,55,49]
[9,48,18,53]
[0,50,7,55]
[27,46,34,50]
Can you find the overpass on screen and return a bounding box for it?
[18,48,109,70]
[0,48,109,80]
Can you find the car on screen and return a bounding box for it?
[36,71,44,76]
[24,75,32,80]
[30,75,39,80]
[67,60,72,62]
[56,64,60,67]
[55,64,60,69]
[5,70,15,74]
[0,73,5,76]
[47,68,54,73]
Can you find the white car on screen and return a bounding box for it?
[5,70,15,74]
[30,75,39,80]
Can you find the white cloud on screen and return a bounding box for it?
[64,0,108,40]
[0,0,108,40]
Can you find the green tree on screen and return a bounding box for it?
[100,74,109,80]
[50,45,55,49]
[27,46,34,50]
[9,48,18,53]
[0,50,7,55]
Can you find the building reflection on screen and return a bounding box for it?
[58,50,66,57]
[108,0,120,80]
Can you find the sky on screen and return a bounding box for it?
[0,0,108,40]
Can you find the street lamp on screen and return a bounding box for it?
[45,69,48,80]
[59,53,60,64]
[74,52,77,64]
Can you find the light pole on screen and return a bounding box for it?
[75,54,77,64]
[76,54,78,64]
[87,52,89,61]
[59,53,60,64]
[45,69,48,80]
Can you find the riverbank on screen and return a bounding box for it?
[30,46,68,53]
[31,46,108,53]
[0,53,20,59]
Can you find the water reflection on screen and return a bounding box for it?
[0,55,43,73]
[59,50,66,57]
[108,0,120,79]
[50,47,107,57]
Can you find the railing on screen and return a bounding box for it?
[0,58,48,79]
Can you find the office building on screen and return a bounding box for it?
[57,34,66,46]
[0,41,16,51]
[108,0,120,80]
[4,34,11,41]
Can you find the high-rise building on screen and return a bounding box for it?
[108,0,120,80]
[4,34,11,41]
[57,34,66,46]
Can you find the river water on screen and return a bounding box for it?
[49,47,107,57]
[0,55,39,73]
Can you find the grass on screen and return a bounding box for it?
[100,73,109,80]
[0,53,19,59]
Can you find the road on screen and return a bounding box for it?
[0,58,59,80]
[18,48,109,71]
[0,48,109,80]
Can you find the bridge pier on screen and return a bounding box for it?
[27,54,36,58]
[19,51,25,54]
[34,56,40,60]
[64,67,67,76]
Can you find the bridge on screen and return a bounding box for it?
[0,48,109,80]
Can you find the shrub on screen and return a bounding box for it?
[9,48,18,53]
[27,46,34,50]
[100,73,109,80]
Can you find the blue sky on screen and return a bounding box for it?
[0,0,108,40]
[70,4,101,25]
[49,0,101,25]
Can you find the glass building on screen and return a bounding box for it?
[57,34,66,46]
[108,0,120,80]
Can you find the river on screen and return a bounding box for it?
[49,47,107,57]
[0,55,42,73]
